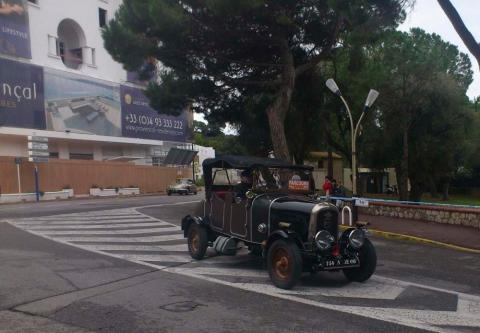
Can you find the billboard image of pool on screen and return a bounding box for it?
[44,69,121,136]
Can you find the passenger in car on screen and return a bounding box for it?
[234,169,253,199]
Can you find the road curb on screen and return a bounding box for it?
[339,225,480,254]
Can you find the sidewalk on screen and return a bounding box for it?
[358,213,480,251]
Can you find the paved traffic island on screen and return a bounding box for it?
[359,209,480,252]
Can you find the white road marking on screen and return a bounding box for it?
[84,244,188,252]
[41,227,179,235]
[14,218,155,225]
[111,253,192,263]
[54,234,185,243]
[25,222,172,230]
[166,266,480,333]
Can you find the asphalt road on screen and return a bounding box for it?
[0,194,201,219]
[1,195,479,333]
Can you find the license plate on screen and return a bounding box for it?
[323,257,358,269]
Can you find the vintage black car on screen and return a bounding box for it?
[181,155,376,289]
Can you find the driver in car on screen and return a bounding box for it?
[235,169,253,199]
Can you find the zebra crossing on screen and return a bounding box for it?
[7,207,480,333]
[9,208,194,268]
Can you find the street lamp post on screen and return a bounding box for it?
[325,79,379,218]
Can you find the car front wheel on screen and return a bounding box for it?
[343,238,377,282]
[187,224,208,260]
[267,239,303,290]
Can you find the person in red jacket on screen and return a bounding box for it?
[322,176,333,197]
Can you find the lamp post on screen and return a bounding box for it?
[325,78,379,199]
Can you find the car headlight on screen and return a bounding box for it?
[348,229,365,249]
[315,230,335,250]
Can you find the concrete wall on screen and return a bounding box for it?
[361,202,480,229]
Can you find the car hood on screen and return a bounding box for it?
[252,193,320,215]
[270,195,319,214]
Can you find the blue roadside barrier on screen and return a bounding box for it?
[317,195,480,210]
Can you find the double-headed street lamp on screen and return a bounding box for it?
[325,78,379,197]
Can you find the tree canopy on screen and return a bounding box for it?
[343,28,473,200]
[103,0,411,160]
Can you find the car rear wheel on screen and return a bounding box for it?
[267,239,302,290]
[187,224,208,260]
[343,238,377,282]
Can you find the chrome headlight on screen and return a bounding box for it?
[315,230,335,250]
[348,229,365,249]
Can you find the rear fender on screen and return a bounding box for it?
[181,215,210,237]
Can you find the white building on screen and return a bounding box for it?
[193,144,215,178]
[0,0,193,164]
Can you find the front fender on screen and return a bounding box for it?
[266,230,304,251]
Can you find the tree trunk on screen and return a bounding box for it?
[428,175,439,198]
[409,178,424,202]
[327,149,333,178]
[265,41,295,161]
[437,0,480,69]
[397,128,409,201]
[442,179,450,201]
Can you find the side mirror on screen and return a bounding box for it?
[245,190,256,199]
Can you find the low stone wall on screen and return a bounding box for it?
[0,190,72,204]
[360,201,480,229]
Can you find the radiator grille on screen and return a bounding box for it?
[317,210,339,240]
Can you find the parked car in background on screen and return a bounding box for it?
[167,178,197,195]
[181,155,377,290]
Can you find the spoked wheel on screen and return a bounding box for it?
[267,239,302,290]
[187,224,208,260]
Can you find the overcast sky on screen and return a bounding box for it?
[399,0,480,100]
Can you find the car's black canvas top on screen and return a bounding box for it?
[202,155,313,170]
[202,155,314,194]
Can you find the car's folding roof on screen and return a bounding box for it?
[202,155,313,170]
[202,155,313,193]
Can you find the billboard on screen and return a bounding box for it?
[121,85,192,142]
[0,0,31,58]
[44,69,122,137]
[0,57,192,142]
[0,57,44,129]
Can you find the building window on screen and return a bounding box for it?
[99,8,107,28]
[70,153,94,160]
[152,157,164,166]
[57,19,85,69]
[49,152,59,159]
